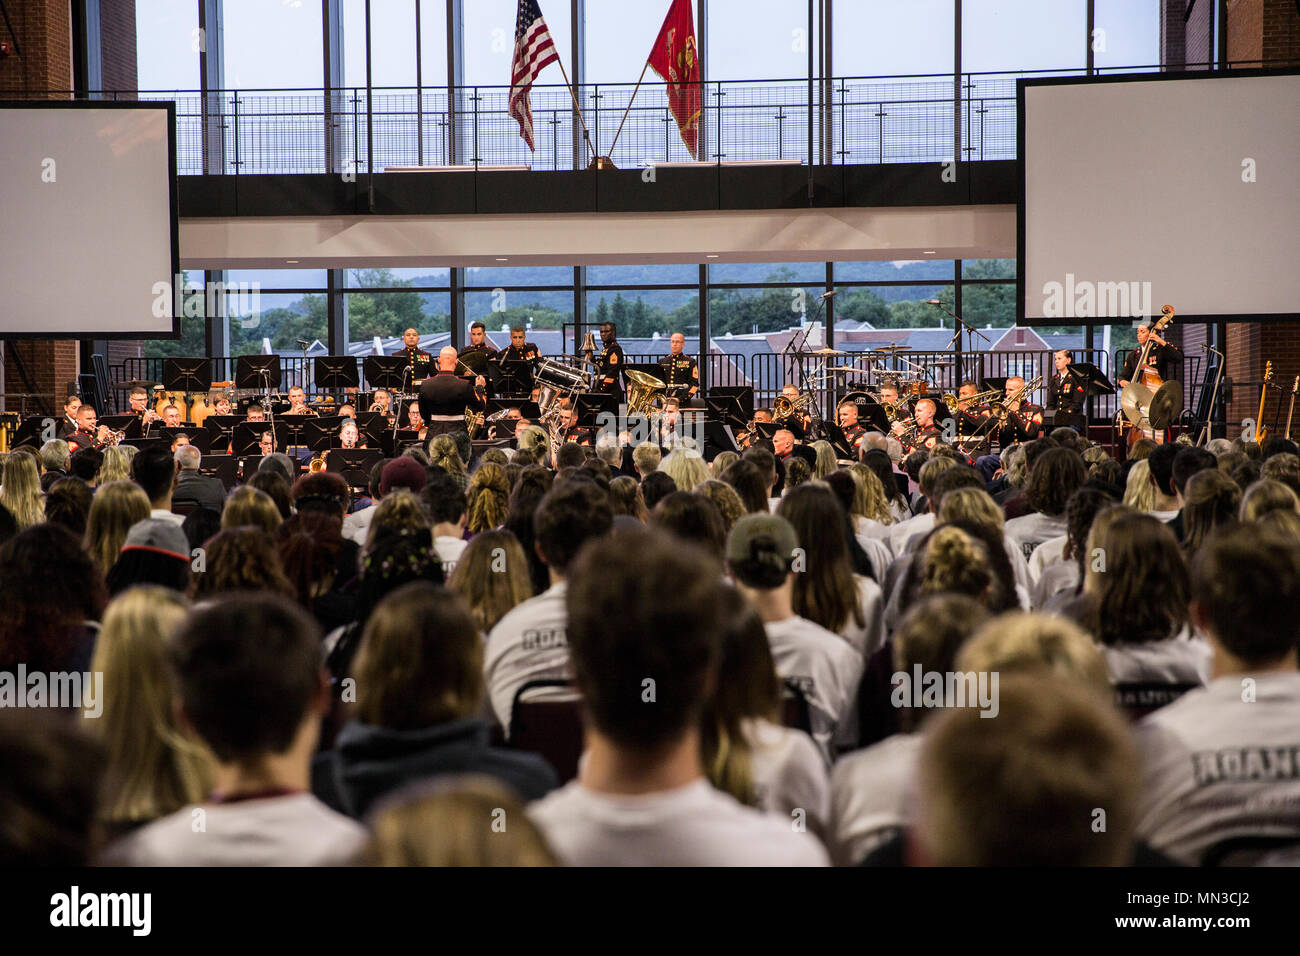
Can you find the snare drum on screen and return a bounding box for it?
[534,360,590,414]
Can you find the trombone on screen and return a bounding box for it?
[987,374,1044,422]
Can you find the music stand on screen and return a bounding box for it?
[573,392,618,430]
[198,453,239,491]
[314,356,360,393]
[703,420,740,460]
[822,422,855,460]
[12,416,52,448]
[710,386,755,421]
[156,427,212,454]
[704,394,748,431]
[204,414,244,448]
[848,395,890,434]
[1064,363,1114,397]
[381,430,424,457]
[235,355,281,392]
[363,356,410,393]
[302,416,347,453]
[233,421,282,456]
[495,359,535,398]
[162,357,212,395]
[323,448,383,489]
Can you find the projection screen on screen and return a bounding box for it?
[1018,70,1300,325]
[0,101,179,338]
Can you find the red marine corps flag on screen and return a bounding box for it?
[646,0,702,160]
[509,0,560,151]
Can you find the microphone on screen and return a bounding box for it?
[818,290,837,299]
[296,339,310,348]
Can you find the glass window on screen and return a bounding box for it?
[345,267,450,288]
[225,269,330,290]
[958,280,1015,329]
[462,265,573,288]
[834,0,954,78]
[961,0,1087,75]
[135,0,200,92]
[706,0,819,82]
[709,262,826,285]
[584,2,678,85]
[587,289,700,347]
[961,259,1015,280]
[346,290,449,347]
[587,264,698,286]
[227,291,328,357]
[463,289,573,334]
[463,0,572,88]
[837,260,956,282]
[835,285,952,330]
[222,0,324,90]
[1094,0,1162,72]
[710,285,824,336]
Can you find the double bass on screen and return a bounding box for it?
[1120,305,1176,450]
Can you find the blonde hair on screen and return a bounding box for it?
[363,489,429,556]
[1122,459,1155,512]
[465,462,510,534]
[710,451,739,478]
[633,441,663,476]
[221,485,282,534]
[0,453,44,529]
[660,449,709,491]
[427,435,465,477]
[96,445,134,485]
[448,531,533,634]
[956,611,1112,698]
[365,776,557,866]
[849,463,893,524]
[938,487,1004,535]
[87,587,215,828]
[84,481,152,576]
[1240,478,1300,522]
[919,526,993,602]
[517,425,549,454]
[811,440,837,479]
[693,478,745,532]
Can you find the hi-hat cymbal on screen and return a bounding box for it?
[869,345,912,353]
[802,346,847,356]
[112,379,159,390]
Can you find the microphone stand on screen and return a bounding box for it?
[392,364,412,445]
[1196,345,1226,447]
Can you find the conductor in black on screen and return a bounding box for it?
[596,322,625,401]
[419,347,485,438]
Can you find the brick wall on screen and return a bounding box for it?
[1228,0,1265,63]
[99,0,137,94]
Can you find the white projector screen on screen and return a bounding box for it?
[1019,71,1300,325]
[0,102,178,337]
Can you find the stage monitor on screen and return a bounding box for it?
[0,101,179,337]
[1019,70,1300,325]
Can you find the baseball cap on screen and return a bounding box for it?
[725,513,798,566]
[122,518,190,561]
[380,456,428,497]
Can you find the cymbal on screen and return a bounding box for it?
[869,345,912,353]
[1149,380,1183,430]
[828,365,872,373]
[112,379,159,390]
[1119,383,1148,426]
[800,347,847,356]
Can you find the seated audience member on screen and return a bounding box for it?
[720,459,769,515]
[651,491,728,563]
[1239,477,1299,522]
[352,458,426,546]
[484,482,613,733]
[608,474,651,524]
[105,595,368,865]
[341,460,389,544]
[911,674,1138,865]
[501,467,554,596]
[1003,447,1087,562]
[640,469,677,512]
[247,469,293,520]
[1031,487,1117,611]
[887,456,956,555]
[1068,513,1210,690]
[69,448,104,485]
[528,528,828,866]
[278,512,355,634]
[1122,459,1156,513]
[449,531,534,637]
[1166,446,1217,541]
[190,527,294,601]
[0,524,106,675]
[1178,468,1240,557]
[1260,451,1300,498]
[315,582,557,819]
[829,595,990,866]
[700,586,829,838]
[96,445,134,484]
[44,477,92,538]
[1144,443,1182,523]
[131,445,182,526]
[693,478,744,533]
[1135,524,1300,866]
[107,519,194,597]
[466,462,510,535]
[726,513,863,761]
[778,483,884,657]
[0,453,44,530]
[221,485,282,534]
[85,480,152,577]
[423,473,470,573]
[180,507,222,555]
[172,444,227,512]
[365,777,557,867]
[87,587,214,839]
[0,711,105,865]
[38,439,71,492]
[861,449,910,524]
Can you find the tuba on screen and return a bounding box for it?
[624,369,667,416]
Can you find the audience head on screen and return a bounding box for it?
[1179,468,1241,554]
[1084,513,1189,646]
[1024,447,1087,517]
[290,471,350,521]
[448,530,532,634]
[222,485,282,534]
[44,478,92,538]
[651,491,727,562]
[639,470,677,512]
[534,481,613,575]
[131,445,177,505]
[1239,478,1299,522]
[190,527,293,601]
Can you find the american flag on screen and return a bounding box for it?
[509,0,560,151]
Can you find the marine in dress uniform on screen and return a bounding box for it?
[595,322,625,401]
[659,332,699,400]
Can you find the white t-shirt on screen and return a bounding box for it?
[854,533,893,583]
[828,732,924,866]
[888,512,934,556]
[149,508,185,527]
[484,581,573,732]
[746,717,830,841]
[1027,533,1069,583]
[1004,512,1067,564]
[341,503,376,545]
[1032,558,1079,610]
[434,535,468,574]
[837,575,885,659]
[1136,672,1300,865]
[103,792,367,866]
[1103,630,1213,687]
[764,615,863,761]
[853,515,892,545]
[1148,508,1180,523]
[528,777,828,866]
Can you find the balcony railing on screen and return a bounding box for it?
[3,64,1234,176]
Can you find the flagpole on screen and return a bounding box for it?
[608,60,652,159]
[552,57,597,165]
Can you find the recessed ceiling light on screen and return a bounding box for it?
[922,250,936,255]
[495,257,509,261]
[285,259,299,264]
[706,254,719,259]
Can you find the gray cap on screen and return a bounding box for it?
[725,512,798,566]
[123,518,190,561]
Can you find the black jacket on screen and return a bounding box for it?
[174,470,228,511]
[418,371,483,420]
[312,717,559,819]
[1121,342,1179,384]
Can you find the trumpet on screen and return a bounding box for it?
[309,453,328,473]
[368,401,387,413]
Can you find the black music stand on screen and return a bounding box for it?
[709,386,755,421]
[704,394,748,431]
[233,421,283,456]
[703,420,740,460]
[156,427,212,454]
[849,395,890,434]
[235,355,281,392]
[1064,362,1114,397]
[381,430,424,457]
[354,412,389,447]
[574,392,618,430]
[323,448,383,486]
[198,453,239,491]
[204,414,244,448]
[12,416,53,448]
[822,422,855,460]
[162,357,213,395]
[314,356,360,393]
[494,359,535,398]
[302,416,347,453]
[363,356,410,392]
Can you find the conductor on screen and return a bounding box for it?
[419,347,485,438]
